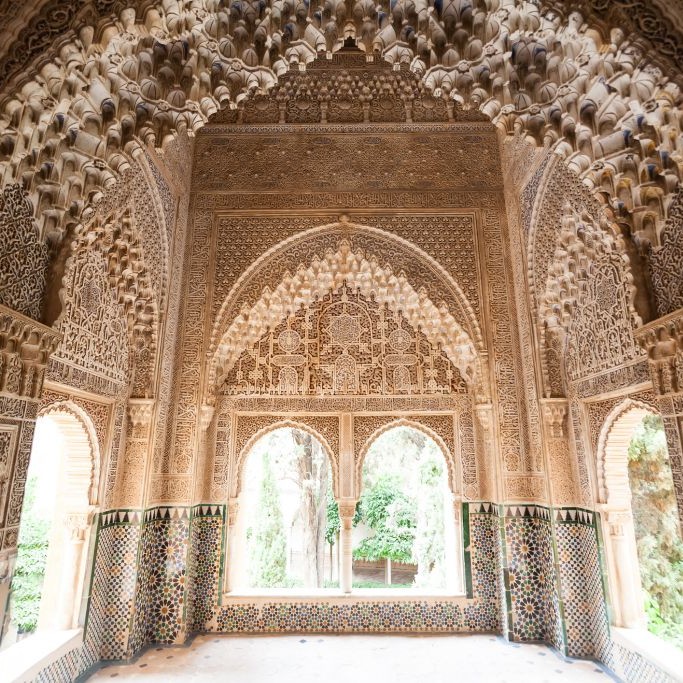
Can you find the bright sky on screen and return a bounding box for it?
[25,416,63,520]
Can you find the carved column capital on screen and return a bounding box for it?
[635,309,683,396]
[0,304,61,400]
[227,497,239,524]
[127,398,155,428]
[541,399,568,438]
[338,500,357,529]
[63,511,93,541]
[599,506,632,538]
[0,549,15,581]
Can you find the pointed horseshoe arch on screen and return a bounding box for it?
[595,397,660,507]
[208,222,485,400]
[38,399,102,508]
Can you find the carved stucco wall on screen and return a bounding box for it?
[153,116,538,507]
[0,8,681,677]
[0,184,48,320]
[650,186,683,316]
[0,1,680,286]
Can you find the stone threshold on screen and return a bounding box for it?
[222,590,467,602]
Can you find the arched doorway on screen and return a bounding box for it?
[597,399,682,644]
[228,426,334,592]
[7,403,99,642]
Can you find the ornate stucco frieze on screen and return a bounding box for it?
[635,308,683,395]
[0,303,61,400]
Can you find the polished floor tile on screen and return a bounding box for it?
[87,634,613,682]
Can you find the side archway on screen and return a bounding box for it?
[12,400,101,635]
[39,400,102,508]
[596,399,659,507]
[595,398,660,629]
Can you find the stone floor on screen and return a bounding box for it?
[87,634,615,682]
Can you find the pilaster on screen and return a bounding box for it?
[541,399,579,506]
[116,398,156,509]
[635,309,683,529]
[0,304,60,641]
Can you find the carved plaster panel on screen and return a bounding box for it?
[51,249,130,389]
[0,184,48,320]
[221,284,468,398]
[0,304,60,401]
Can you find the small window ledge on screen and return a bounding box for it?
[223,589,466,602]
[612,627,683,682]
[0,628,82,683]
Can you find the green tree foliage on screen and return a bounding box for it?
[414,455,446,587]
[324,488,361,546]
[248,452,288,588]
[325,488,340,545]
[628,415,683,650]
[352,427,449,589]
[10,476,50,633]
[353,474,417,564]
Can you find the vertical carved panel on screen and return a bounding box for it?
[0,185,48,320]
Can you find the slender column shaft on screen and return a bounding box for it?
[338,503,356,594]
[57,514,89,630]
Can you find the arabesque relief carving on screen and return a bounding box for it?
[219,268,472,398]
[2,5,683,676]
[0,1,680,268]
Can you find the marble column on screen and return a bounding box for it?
[57,512,92,630]
[603,507,645,629]
[225,497,242,592]
[338,502,356,594]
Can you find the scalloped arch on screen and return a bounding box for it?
[595,397,659,506]
[38,399,101,508]
[233,419,338,500]
[355,418,458,500]
[209,222,483,397]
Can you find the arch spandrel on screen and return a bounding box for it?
[232,417,339,500]
[220,284,470,399]
[353,417,459,501]
[208,223,485,401]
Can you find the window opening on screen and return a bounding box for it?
[352,426,458,592]
[627,415,683,650]
[2,410,96,649]
[231,427,334,590]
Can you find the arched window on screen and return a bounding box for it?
[353,426,460,593]
[5,405,98,645]
[598,402,683,647]
[228,427,334,592]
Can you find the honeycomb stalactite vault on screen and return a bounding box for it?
[0,3,681,681]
